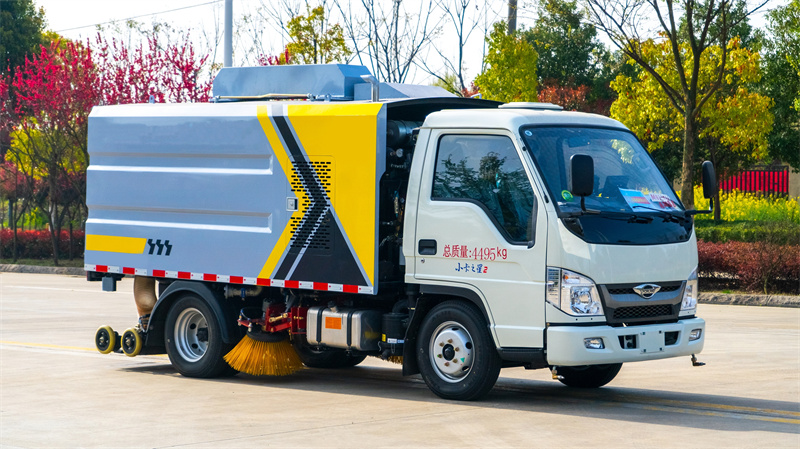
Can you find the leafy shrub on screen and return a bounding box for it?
[695,220,800,245]
[0,229,85,260]
[693,186,800,223]
[698,239,800,294]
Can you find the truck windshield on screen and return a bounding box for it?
[522,126,691,245]
[522,126,682,214]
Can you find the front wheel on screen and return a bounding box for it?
[416,301,501,401]
[556,363,622,388]
[165,295,234,378]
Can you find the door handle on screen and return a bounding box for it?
[418,239,437,255]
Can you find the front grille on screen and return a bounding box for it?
[612,304,673,320]
[608,285,680,295]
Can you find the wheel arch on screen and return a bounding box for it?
[401,284,496,376]
[146,281,243,349]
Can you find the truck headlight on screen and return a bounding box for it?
[681,268,698,312]
[547,268,604,316]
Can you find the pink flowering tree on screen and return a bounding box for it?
[6,40,98,264]
[93,33,212,104]
[3,34,212,264]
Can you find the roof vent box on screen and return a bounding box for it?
[499,102,563,111]
[212,64,371,99]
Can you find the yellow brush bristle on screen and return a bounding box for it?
[224,336,304,376]
[387,356,403,365]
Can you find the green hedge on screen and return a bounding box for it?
[695,220,800,245]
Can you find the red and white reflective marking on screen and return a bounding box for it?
[84,264,374,294]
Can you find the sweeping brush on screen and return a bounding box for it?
[224,330,303,376]
[386,356,403,365]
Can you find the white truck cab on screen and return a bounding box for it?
[405,104,704,374]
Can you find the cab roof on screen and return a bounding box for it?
[421,107,628,132]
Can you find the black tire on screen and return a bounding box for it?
[292,337,367,368]
[165,295,235,378]
[416,300,501,401]
[556,363,622,388]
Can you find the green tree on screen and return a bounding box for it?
[759,40,800,170]
[0,0,46,157]
[611,38,773,218]
[474,23,538,103]
[286,5,350,64]
[768,0,800,111]
[522,0,605,87]
[0,0,45,74]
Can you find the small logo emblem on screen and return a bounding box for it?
[147,239,172,256]
[633,284,661,299]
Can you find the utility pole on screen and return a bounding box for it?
[224,0,233,67]
[508,0,517,34]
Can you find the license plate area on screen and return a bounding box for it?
[638,330,665,354]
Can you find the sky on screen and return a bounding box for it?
[33,0,785,85]
[36,0,505,83]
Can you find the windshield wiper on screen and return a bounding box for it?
[604,211,653,223]
[562,210,652,223]
[630,205,687,223]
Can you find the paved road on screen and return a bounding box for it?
[1,272,798,448]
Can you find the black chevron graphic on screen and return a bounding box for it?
[271,113,368,286]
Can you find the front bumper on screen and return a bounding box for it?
[546,318,705,366]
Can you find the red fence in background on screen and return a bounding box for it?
[719,166,789,196]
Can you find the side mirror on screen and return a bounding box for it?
[570,154,594,212]
[570,154,594,197]
[701,161,717,199]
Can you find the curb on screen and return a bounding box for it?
[1,264,85,276]
[2,264,798,307]
[698,292,800,308]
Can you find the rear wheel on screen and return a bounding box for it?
[556,363,622,388]
[165,295,234,378]
[416,301,501,401]
[292,337,367,368]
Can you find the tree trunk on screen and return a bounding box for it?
[709,142,721,222]
[680,108,697,210]
[11,199,17,262]
[48,198,60,267]
[69,220,74,260]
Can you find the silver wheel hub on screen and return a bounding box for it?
[174,307,209,362]
[429,321,474,383]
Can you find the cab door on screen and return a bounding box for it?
[410,130,548,348]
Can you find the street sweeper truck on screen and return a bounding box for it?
[88,64,714,400]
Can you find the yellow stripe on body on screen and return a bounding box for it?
[86,235,147,254]
[287,103,383,285]
[256,105,307,279]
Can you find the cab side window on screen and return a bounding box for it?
[432,134,535,243]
